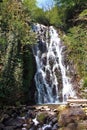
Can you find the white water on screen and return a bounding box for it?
[33,24,75,104]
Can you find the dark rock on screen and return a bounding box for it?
[11,112,18,118]
[42,54,47,65]
[26,106,36,110]
[2,114,10,123]
[25,110,36,119]
[3,126,15,130]
[3,117,23,127]
[38,40,47,53]
[49,121,53,126]
[4,107,20,118]
[0,123,5,129]
[49,117,58,127]
[29,125,38,130]
[52,123,60,130]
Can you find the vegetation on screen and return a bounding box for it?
[54,0,87,89]
[0,0,36,105]
[83,77,87,88]
[63,25,87,76]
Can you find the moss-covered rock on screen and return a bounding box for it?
[37,112,48,124]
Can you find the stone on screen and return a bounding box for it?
[3,117,23,127]
[57,105,67,112]
[37,112,48,124]
[25,110,36,119]
[51,117,58,124]
[58,107,86,127]
[66,123,78,130]
[52,123,59,130]
[0,123,5,129]
[3,126,15,130]
[77,120,87,130]
[1,114,10,123]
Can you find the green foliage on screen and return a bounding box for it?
[22,0,37,20]
[33,5,65,27]
[0,37,6,45]
[23,0,37,12]
[54,0,87,91]
[34,8,49,25]
[54,0,87,28]
[46,6,64,27]
[79,9,87,17]
[0,35,23,104]
[83,77,87,88]
[0,0,35,45]
[22,45,36,104]
[63,25,87,76]
[0,0,36,105]
[54,0,87,7]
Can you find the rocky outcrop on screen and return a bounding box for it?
[58,107,86,126]
[0,105,59,130]
[0,104,87,130]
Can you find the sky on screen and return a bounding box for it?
[36,0,54,10]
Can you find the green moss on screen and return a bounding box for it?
[37,112,47,123]
[83,77,87,88]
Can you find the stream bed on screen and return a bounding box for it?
[0,104,87,130]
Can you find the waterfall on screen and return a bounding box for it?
[33,24,76,104]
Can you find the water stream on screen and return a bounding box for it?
[33,24,75,104]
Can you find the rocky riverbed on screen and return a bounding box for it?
[0,104,87,130]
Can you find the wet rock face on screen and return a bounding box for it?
[41,54,47,65]
[38,40,47,53]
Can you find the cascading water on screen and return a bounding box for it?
[33,24,76,104]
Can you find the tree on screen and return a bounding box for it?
[34,8,49,25]
[0,0,36,105]
[54,0,87,7]
[45,6,64,27]
[22,0,37,19]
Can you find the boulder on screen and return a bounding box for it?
[3,126,15,130]
[58,107,86,127]
[77,120,87,130]
[0,123,5,129]
[3,117,23,127]
[37,112,48,124]
[52,123,59,130]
